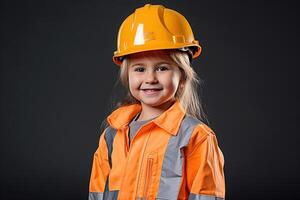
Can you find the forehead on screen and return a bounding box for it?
[127,50,175,66]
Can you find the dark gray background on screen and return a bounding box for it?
[1,0,299,199]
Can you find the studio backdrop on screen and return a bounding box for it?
[1,0,299,199]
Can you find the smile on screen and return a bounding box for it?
[140,88,163,95]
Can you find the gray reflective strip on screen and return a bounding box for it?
[157,115,201,199]
[103,126,119,199]
[88,192,103,200]
[103,190,119,200]
[104,126,117,167]
[188,193,224,200]
[89,191,119,200]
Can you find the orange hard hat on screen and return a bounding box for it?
[113,4,202,66]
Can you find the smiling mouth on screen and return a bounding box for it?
[140,88,163,91]
[140,88,163,95]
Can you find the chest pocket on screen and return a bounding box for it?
[137,151,159,199]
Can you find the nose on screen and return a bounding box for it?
[145,70,158,84]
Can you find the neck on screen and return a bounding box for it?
[137,99,176,121]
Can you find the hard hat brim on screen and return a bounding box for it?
[113,43,201,66]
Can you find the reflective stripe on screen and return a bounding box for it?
[88,192,103,200]
[104,126,117,167]
[157,115,201,199]
[103,190,119,200]
[188,193,224,200]
[88,191,119,200]
[103,127,118,199]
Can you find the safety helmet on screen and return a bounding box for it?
[113,4,202,66]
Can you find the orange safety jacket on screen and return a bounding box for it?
[89,100,225,200]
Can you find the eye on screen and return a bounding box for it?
[133,66,145,72]
[156,65,169,71]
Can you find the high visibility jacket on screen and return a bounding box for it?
[89,100,225,200]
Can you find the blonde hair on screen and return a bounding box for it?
[114,49,208,123]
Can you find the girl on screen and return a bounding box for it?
[89,4,225,200]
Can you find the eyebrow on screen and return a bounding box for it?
[130,63,144,68]
[130,61,172,68]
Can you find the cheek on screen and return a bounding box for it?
[171,78,180,91]
[128,73,141,89]
[174,70,182,88]
[167,72,181,90]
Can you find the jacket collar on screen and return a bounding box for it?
[107,100,186,136]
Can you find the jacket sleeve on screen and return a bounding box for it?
[185,124,225,200]
[89,129,110,193]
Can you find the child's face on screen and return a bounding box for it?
[127,50,182,109]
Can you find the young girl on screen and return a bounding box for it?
[89,4,225,200]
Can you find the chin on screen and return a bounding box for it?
[140,98,173,108]
[142,102,163,107]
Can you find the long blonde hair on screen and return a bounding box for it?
[114,49,208,123]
